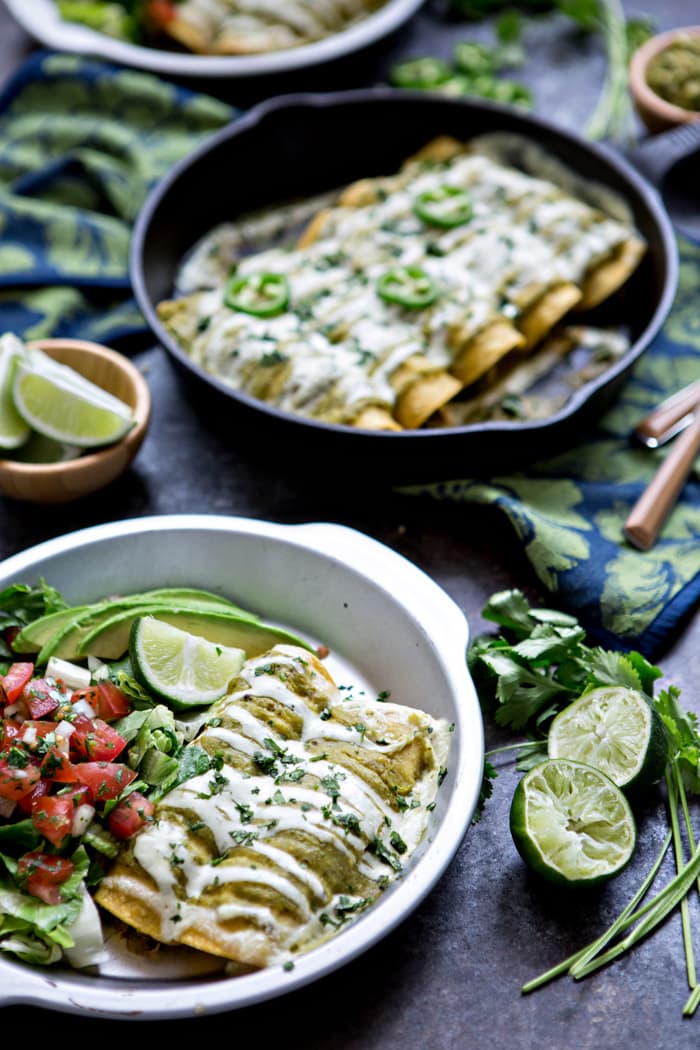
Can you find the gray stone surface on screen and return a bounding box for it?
[1,0,699,1044]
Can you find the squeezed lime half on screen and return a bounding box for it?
[509,758,637,887]
[548,686,668,793]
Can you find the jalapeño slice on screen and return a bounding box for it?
[413,185,473,228]
[224,272,290,318]
[376,266,439,310]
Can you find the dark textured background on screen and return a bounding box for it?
[1,1,699,1044]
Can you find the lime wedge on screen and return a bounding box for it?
[509,758,636,887]
[548,686,668,793]
[0,335,31,450]
[25,347,130,413]
[129,615,247,709]
[12,361,135,447]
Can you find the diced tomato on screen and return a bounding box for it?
[22,677,68,720]
[0,719,21,751]
[70,685,100,713]
[108,790,155,840]
[16,776,51,814]
[40,745,78,783]
[75,761,137,802]
[1,663,34,704]
[17,850,74,905]
[60,783,92,807]
[70,717,127,762]
[31,795,74,848]
[92,681,131,722]
[17,720,57,752]
[0,756,41,800]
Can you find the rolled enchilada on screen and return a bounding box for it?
[95,644,452,968]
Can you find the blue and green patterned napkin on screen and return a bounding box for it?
[404,237,700,660]
[1,50,699,659]
[0,49,233,345]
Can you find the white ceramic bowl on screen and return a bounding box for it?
[0,513,483,1019]
[4,0,425,78]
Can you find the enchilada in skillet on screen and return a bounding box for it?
[156,133,645,432]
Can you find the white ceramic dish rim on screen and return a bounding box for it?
[3,0,425,78]
[0,513,483,1020]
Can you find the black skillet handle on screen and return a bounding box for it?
[626,119,700,187]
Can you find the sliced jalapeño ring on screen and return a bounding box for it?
[224,272,290,318]
[376,266,439,310]
[413,185,473,228]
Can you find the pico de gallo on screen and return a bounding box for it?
[0,581,210,969]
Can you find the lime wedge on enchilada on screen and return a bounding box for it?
[130,615,247,709]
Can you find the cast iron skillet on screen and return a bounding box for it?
[130,88,678,483]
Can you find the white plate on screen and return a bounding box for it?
[0,513,483,1019]
[4,0,425,78]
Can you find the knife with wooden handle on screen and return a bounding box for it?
[633,378,700,448]
[624,408,700,550]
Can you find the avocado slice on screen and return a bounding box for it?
[22,588,260,665]
[78,607,311,661]
[13,605,94,653]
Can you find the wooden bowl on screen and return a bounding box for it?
[629,25,700,134]
[0,338,151,503]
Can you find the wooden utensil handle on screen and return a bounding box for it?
[634,378,700,447]
[624,410,700,551]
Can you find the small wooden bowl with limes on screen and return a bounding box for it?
[0,337,151,504]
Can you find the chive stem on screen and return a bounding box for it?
[522,830,672,994]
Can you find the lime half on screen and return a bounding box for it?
[12,361,134,448]
[130,615,247,710]
[548,686,668,793]
[510,758,636,887]
[0,336,31,450]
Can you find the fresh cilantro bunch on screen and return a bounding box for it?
[469,588,661,731]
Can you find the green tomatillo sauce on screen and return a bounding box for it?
[646,33,700,112]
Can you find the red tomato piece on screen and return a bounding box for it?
[31,795,74,848]
[75,761,137,802]
[16,776,51,814]
[1,663,34,704]
[17,850,74,905]
[17,720,57,752]
[40,745,78,783]
[0,719,21,751]
[70,717,127,762]
[60,783,93,809]
[108,790,155,840]
[70,685,100,713]
[22,678,67,721]
[92,681,131,722]
[0,757,41,800]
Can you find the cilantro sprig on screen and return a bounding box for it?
[470,588,700,1017]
